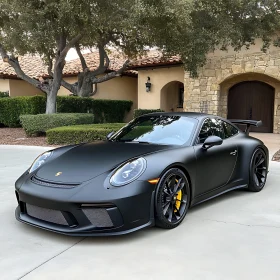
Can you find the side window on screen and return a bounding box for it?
[211,118,225,139]
[198,118,213,144]
[223,121,239,139]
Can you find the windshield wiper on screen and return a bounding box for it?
[113,139,151,144]
[128,141,151,144]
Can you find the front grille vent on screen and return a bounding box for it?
[82,208,113,228]
[26,204,68,226]
[31,176,79,189]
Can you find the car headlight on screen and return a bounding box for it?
[29,151,53,173]
[110,158,147,186]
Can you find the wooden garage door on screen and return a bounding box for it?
[228,81,275,133]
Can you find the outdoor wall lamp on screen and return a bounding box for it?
[145,77,151,92]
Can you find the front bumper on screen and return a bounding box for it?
[15,172,155,236]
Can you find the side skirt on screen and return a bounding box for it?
[190,183,247,207]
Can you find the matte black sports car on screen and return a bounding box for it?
[15,112,269,236]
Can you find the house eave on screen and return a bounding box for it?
[129,62,183,71]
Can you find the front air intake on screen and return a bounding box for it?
[26,204,68,226]
[82,208,113,228]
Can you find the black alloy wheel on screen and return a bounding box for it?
[248,148,268,192]
[155,168,190,229]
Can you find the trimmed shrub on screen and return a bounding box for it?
[46,123,125,145]
[134,109,164,118]
[0,91,9,98]
[0,98,20,127]
[0,96,45,127]
[20,113,94,136]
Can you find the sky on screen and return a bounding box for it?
[65,48,91,61]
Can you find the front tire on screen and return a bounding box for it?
[155,168,190,229]
[248,148,268,192]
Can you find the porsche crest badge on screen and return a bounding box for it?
[55,172,62,177]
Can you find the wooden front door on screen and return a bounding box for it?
[228,81,275,133]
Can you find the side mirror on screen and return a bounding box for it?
[106,131,115,141]
[202,136,223,150]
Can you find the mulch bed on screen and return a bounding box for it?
[0,127,58,147]
[272,149,280,162]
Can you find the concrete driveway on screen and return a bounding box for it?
[0,137,280,280]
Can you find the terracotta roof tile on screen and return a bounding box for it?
[0,55,47,78]
[62,52,137,76]
[130,51,182,69]
[0,50,181,79]
[63,51,182,74]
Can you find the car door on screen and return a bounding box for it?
[193,118,237,197]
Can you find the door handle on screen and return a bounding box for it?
[230,150,237,156]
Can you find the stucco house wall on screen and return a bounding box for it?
[9,79,43,96]
[0,79,43,96]
[58,77,78,96]
[0,79,9,93]
[137,66,184,110]
[160,81,179,111]
[184,40,280,133]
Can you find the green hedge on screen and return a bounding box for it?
[0,95,133,127]
[56,96,133,123]
[134,109,164,118]
[0,96,45,127]
[20,113,95,136]
[46,123,125,145]
[56,96,93,113]
[92,99,132,123]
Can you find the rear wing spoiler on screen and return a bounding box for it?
[229,119,262,135]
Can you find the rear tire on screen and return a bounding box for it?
[248,148,268,192]
[155,168,190,229]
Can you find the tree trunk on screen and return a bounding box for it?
[46,62,64,114]
[77,71,94,97]
[46,89,57,114]
[60,55,130,98]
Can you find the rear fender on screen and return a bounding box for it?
[232,134,268,184]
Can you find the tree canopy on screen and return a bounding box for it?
[157,0,280,76]
[1,0,280,112]
[0,0,91,112]
[0,0,186,110]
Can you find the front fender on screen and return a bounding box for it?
[138,146,197,200]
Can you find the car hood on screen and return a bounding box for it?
[35,142,171,183]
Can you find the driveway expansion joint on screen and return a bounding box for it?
[198,218,280,229]
[17,237,87,280]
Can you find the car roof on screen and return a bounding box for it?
[141,112,216,120]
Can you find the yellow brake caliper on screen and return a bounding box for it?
[174,179,182,212]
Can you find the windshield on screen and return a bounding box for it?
[110,115,198,146]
